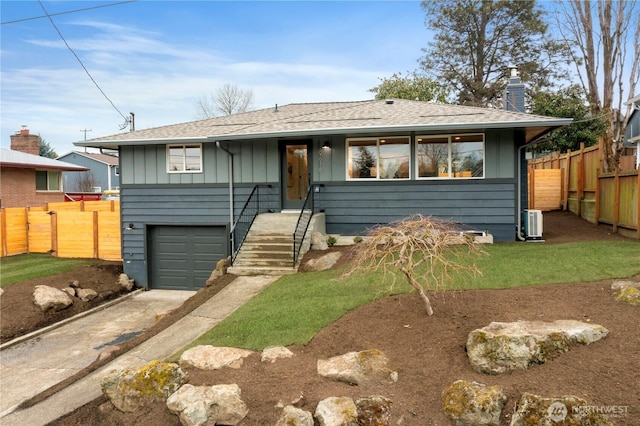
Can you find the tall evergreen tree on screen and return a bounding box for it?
[38,135,57,159]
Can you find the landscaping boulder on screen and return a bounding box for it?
[356,395,393,426]
[442,380,506,426]
[206,256,231,285]
[179,345,253,370]
[101,360,187,412]
[261,346,294,363]
[33,285,73,312]
[166,383,248,426]
[510,393,613,426]
[314,396,358,426]
[311,231,329,251]
[466,320,609,374]
[317,349,398,385]
[118,273,134,291]
[304,251,342,272]
[611,280,640,306]
[76,287,98,302]
[275,405,314,426]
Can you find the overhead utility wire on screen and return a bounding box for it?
[37,0,130,127]
[1,1,137,25]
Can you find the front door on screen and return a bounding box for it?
[281,142,309,210]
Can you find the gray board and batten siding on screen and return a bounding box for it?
[119,129,520,288]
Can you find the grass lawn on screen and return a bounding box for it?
[0,253,97,287]
[187,240,640,352]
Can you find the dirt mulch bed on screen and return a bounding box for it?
[5,211,640,425]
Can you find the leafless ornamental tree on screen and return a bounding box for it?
[195,84,255,119]
[341,215,485,316]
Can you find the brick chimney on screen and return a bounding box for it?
[503,66,526,113]
[10,126,40,155]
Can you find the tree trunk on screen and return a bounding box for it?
[401,267,434,316]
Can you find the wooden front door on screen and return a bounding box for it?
[281,142,309,210]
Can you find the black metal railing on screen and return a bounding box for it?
[292,184,322,266]
[230,184,273,264]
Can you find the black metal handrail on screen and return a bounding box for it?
[230,184,272,264]
[292,184,321,266]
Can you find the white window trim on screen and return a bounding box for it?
[166,143,203,174]
[345,136,411,181]
[35,170,63,192]
[415,133,485,180]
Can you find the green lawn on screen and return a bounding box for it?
[0,253,97,287]
[187,240,640,352]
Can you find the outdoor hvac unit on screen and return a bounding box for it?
[523,209,543,239]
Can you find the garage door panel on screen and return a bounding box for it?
[149,225,228,291]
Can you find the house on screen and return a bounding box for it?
[57,151,120,194]
[76,77,571,290]
[1,129,88,208]
[624,94,640,168]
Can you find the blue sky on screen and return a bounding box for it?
[1,1,428,155]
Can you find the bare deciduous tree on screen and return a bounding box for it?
[195,84,255,118]
[73,171,99,192]
[341,215,485,316]
[557,0,640,171]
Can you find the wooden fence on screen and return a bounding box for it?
[0,200,121,260]
[528,141,639,238]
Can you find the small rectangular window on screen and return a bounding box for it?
[167,144,202,173]
[36,170,62,191]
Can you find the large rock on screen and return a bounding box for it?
[510,393,613,426]
[261,346,294,363]
[179,345,254,370]
[356,395,393,426]
[442,380,506,426]
[304,251,343,272]
[310,231,329,251]
[466,320,609,374]
[275,405,314,426]
[101,360,187,412]
[611,280,640,306]
[166,383,248,426]
[317,349,398,385]
[315,396,358,426]
[118,273,134,291]
[33,285,73,312]
[206,256,231,285]
[76,287,98,301]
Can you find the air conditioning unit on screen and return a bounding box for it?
[523,209,543,240]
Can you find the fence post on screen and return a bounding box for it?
[613,169,620,233]
[595,168,601,224]
[50,211,58,256]
[637,170,640,239]
[1,208,6,257]
[564,149,571,211]
[529,164,535,209]
[577,143,585,217]
[93,210,99,259]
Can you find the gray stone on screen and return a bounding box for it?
[118,273,134,291]
[76,288,98,302]
[61,287,76,297]
[304,251,342,272]
[315,396,358,426]
[317,349,398,385]
[311,231,329,251]
[275,405,314,426]
[0,288,3,297]
[101,360,187,412]
[261,346,294,363]
[179,345,254,370]
[33,285,73,312]
[442,380,507,426]
[166,383,248,426]
[356,395,393,426]
[611,280,640,306]
[510,393,613,426]
[206,256,231,285]
[466,320,609,374]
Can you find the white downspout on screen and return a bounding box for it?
[516,144,527,241]
[215,141,234,228]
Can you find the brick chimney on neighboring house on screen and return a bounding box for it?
[503,66,526,113]
[10,126,40,155]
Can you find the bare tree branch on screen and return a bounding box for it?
[195,84,255,119]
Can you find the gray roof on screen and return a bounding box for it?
[1,148,88,171]
[76,99,572,149]
[57,151,119,166]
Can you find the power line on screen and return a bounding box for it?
[1,1,137,26]
[37,0,130,127]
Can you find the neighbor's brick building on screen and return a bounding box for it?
[1,129,87,208]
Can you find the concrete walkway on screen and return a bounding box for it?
[0,275,279,425]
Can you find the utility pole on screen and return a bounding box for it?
[80,129,92,152]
